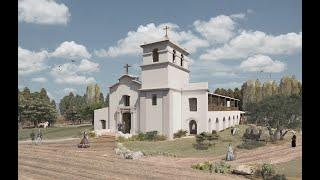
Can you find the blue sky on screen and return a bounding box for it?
[18,0,302,102]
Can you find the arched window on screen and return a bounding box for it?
[223,117,225,121]
[123,95,130,106]
[152,48,159,62]
[233,116,235,120]
[189,98,197,111]
[209,118,211,122]
[180,54,184,66]
[229,116,231,121]
[216,118,219,123]
[173,50,176,63]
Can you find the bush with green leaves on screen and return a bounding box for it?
[145,131,158,140]
[173,129,188,138]
[213,161,231,173]
[261,163,276,179]
[194,132,219,150]
[237,139,266,150]
[191,161,230,174]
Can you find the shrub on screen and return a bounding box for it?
[213,161,231,173]
[191,161,212,171]
[173,129,188,138]
[145,131,158,141]
[261,163,275,180]
[192,161,230,174]
[237,139,266,150]
[194,132,218,150]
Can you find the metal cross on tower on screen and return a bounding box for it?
[163,25,170,37]
[123,64,131,74]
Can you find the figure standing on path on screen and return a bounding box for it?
[226,144,234,161]
[36,129,42,145]
[30,130,35,144]
[291,134,296,147]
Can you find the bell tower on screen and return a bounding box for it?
[139,28,191,90]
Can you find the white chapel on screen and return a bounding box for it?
[94,32,242,139]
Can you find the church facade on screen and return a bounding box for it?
[94,36,242,139]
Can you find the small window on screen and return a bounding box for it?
[209,118,211,122]
[237,115,239,119]
[228,116,231,121]
[223,117,225,121]
[123,95,130,106]
[216,118,219,123]
[152,48,159,62]
[180,54,184,66]
[189,98,197,111]
[173,50,176,63]
[233,116,235,120]
[152,94,157,105]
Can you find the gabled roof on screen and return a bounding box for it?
[109,74,141,89]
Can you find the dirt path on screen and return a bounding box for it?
[140,138,302,168]
[18,138,246,180]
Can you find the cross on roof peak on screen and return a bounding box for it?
[163,25,170,38]
[123,64,131,74]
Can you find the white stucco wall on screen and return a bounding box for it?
[141,64,168,89]
[207,111,241,132]
[181,90,208,134]
[108,76,140,133]
[94,107,109,130]
[140,90,169,134]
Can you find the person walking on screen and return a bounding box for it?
[226,144,234,161]
[291,134,296,147]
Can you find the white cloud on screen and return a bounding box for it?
[193,15,239,44]
[18,46,49,75]
[51,41,91,59]
[200,31,302,61]
[94,23,209,57]
[31,77,47,82]
[78,59,99,73]
[230,13,246,20]
[239,54,286,73]
[18,0,70,25]
[50,61,98,85]
[63,88,77,94]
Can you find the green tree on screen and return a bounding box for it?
[255,79,262,103]
[246,95,301,140]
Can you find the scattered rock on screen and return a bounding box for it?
[114,143,144,160]
[232,165,256,175]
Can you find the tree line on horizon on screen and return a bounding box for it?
[213,75,302,111]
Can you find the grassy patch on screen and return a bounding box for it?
[123,125,248,158]
[237,139,266,150]
[18,125,93,141]
[274,157,302,179]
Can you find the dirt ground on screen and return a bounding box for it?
[18,136,301,180]
[18,138,246,180]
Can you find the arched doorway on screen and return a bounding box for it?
[122,112,131,134]
[189,120,197,135]
[100,120,106,129]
